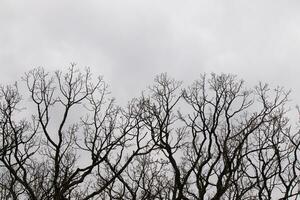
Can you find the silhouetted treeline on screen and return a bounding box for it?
[1,65,299,200]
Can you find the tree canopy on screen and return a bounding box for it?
[0,65,299,200]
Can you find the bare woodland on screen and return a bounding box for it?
[1,65,300,200]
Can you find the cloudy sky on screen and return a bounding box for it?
[1,0,300,104]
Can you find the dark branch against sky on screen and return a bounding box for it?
[0,0,299,103]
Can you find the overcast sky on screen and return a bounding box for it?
[1,0,300,104]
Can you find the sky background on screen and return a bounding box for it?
[1,0,300,105]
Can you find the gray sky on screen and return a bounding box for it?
[1,0,300,104]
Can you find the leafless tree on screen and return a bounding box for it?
[0,65,152,200]
[123,73,299,200]
[1,67,300,200]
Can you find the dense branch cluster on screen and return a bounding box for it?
[0,65,299,200]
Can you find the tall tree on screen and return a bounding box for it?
[1,67,299,200]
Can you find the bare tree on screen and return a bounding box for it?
[1,67,300,200]
[124,73,298,200]
[0,65,152,200]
